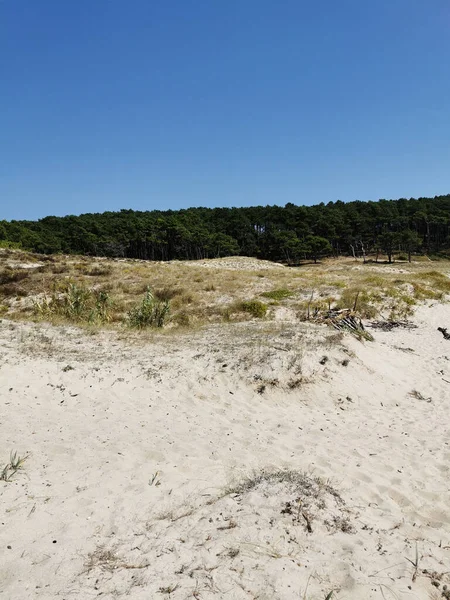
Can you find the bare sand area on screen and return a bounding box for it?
[1,254,450,599]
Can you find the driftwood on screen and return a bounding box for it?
[368,320,418,332]
[438,327,450,340]
[311,308,374,341]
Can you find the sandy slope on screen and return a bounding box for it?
[1,304,450,600]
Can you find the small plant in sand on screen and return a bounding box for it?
[1,450,28,482]
[158,584,179,595]
[127,287,170,329]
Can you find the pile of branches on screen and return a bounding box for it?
[310,308,374,341]
[368,320,418,332]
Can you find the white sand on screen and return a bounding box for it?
[1,304,450,599]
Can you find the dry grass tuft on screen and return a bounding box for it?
[0,268,30,285]
[224,469,342,503]
[85,264,114,277]
[84,545,151,573]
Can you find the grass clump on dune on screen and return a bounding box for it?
[0,267,30,285]
[238,300,268,318]
[127,287,170,329]
[335,288,378,319]
[413,271,450,294]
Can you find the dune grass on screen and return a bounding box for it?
[1,249,449,330]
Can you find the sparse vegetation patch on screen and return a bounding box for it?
[33,283,112,324]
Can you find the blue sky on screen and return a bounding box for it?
[1,0,450,221]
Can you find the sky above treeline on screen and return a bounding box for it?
[1,0,450,221]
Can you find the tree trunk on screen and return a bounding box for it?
[360,240,367,264]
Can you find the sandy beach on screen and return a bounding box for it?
[1,298,450,599]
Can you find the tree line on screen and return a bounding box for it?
[1,194,450,263]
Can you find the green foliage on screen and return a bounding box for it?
[0,240,22,249]
[401,229,422,261]
[261,288,294,300]
[1,194,450,261]
[33,283,112,324]
[238,300,268,318]
[304,235,332,263]
[377,231,398,263]
[127,287,170,329]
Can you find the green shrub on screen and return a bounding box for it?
[127,287,170,329]
[260,289,293,300]
[239,300,268,318]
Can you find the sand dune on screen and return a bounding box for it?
[1,302,450,599]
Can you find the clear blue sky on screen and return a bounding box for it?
[1,0,450,221]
